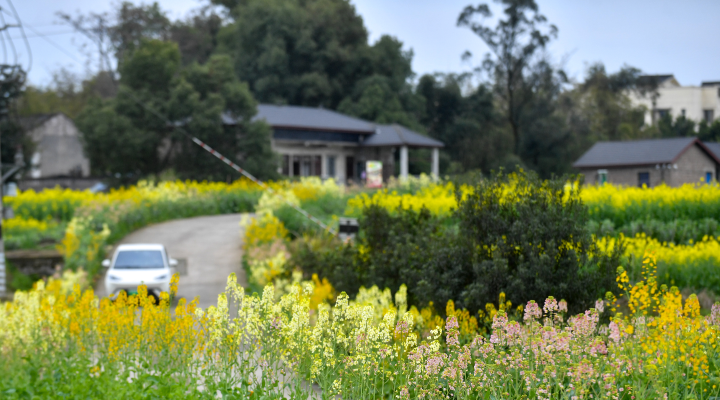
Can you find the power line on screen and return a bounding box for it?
[5,0,31,71]
[17,22,83,64]
[9,30,75,40]
[13,14,337,236]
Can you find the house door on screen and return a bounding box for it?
[638,172,650,188]
[345,156,354,182]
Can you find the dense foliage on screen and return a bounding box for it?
[76,39,277,182]
[13,0,701,180]
[295,172,622,314]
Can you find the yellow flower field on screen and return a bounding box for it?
[1,257,718,398]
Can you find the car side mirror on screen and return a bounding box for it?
[102,259,111,268]
[169,258,178,267]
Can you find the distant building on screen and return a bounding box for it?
[19,107,444,190]
[18,113,98,191]
[225,104,444,183]
[628,75,720,125]
[573,137,720,187]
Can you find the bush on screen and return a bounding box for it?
[448,170,622,313]
[298,170,623,314]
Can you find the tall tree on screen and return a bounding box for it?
[214,0,420,121]
[417,73,510,173]
[77,39,277,182]
[458,0,558,155]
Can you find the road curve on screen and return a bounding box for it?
[95,213,248,308]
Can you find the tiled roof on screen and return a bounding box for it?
[703,141,720,160]
[223,104,445,148]
[18,113,57,133]
[363,124,444,148]
[574,137,720,168]
[223,104,375,133]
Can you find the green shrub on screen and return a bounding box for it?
[297,171,623,314]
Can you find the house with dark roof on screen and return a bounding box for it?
[225,104,444,183]
[20,106,443,189]
[573,137,720,187]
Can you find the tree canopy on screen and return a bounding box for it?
[76,40,276,182]
[12,0,702,181]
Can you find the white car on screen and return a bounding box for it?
[103,244,177,301]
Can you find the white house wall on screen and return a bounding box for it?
[272,142,355,182]
[27,114,91,178]
[629,84,720,126]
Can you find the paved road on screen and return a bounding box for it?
[95,214,247,308]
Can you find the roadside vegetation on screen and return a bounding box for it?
[1,256,718,398]
[3,173,720,397]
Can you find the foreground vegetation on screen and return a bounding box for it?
[4,174,720,397]
[1,256,718,399]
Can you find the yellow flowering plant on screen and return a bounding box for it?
[3,266,718,399]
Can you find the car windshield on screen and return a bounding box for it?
[113,250,165,269]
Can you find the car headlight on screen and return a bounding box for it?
[108,274,121,281]
[154,274,168,281]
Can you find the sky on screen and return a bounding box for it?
[9,0,720,88]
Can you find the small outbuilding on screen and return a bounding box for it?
[18,113,99,191]
[573,137,720,187]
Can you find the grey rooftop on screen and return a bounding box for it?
[223,104,375,133]
[223,103,444,148]
[364,124,444,148]
[703,141,720,160]
[573,137,720,168]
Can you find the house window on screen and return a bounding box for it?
[597,169,608,185]
[300,156,312,176]
[292,157,300,176]
[327,156,336,178]
[638,172,650,188]
[706,172,713,184]
[704,109,715,123]
[681,109,686,117]
[656,109,671,120]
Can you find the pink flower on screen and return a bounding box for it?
[609,321,621,344]
[558,299,568,313]
[492,311,508,331]
[568,309,599,337]
[395,319,410,335]
[524,300,542,321]
[589,337,608,355]
[711,303,720,326]
[595,299,605,313]
[543,296,558,314]
[426,355,445,375]
[446,316,459,330]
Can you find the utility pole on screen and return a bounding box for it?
[0,0,31,298]
[0,124,5,299]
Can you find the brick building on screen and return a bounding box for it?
[573,137,720,187]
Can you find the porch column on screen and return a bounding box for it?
[321,153,328,179]
[400,146,409,181]
[431,148,439,178]
[288,154,294,178]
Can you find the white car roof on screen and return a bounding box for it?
[116,244,166,251]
